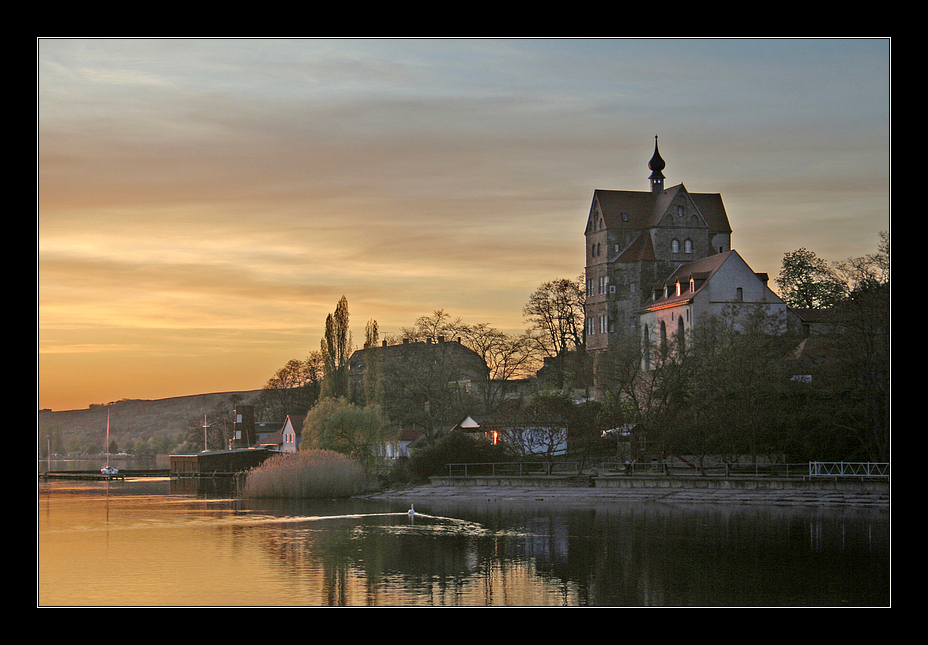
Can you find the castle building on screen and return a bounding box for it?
[584,137,788,385]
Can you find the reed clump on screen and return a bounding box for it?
[243,449,366,498]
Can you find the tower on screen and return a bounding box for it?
[583,139,732,359]
[648,135,665,193]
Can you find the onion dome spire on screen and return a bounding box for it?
[648,135,665,193]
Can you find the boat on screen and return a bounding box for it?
[100,408,119,477]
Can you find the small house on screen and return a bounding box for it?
[454,412,568,457]
[256,415,302,453]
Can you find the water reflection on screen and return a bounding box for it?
[37,479,889,607]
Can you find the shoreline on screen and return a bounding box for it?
[359,482,890,509]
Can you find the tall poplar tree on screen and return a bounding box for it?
[320,296,352,400]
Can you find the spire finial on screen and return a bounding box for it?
[648,135,665,192]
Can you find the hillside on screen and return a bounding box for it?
[38,390,263,448]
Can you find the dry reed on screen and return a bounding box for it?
[243,449,366,498]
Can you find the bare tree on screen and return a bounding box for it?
[523,277,586,388]
[400,309,467,343]
[458,323,543,412]
[255,353,323,422]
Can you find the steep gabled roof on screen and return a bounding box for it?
[641,250,735,312]
[591,183,731,235]
[614,231,656,263]
[665,249,734,283]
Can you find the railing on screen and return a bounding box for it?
[597,460,810,478]
[808,462,889,479]
[446,461,581,477]
[445,460,890,480]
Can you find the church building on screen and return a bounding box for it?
[584,137,789,386]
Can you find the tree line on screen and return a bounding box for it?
[196,231,888,469]
[596,231,889,464]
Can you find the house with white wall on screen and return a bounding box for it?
[455,413,568,457]
[256,415,301,453]
[638,250,790,366]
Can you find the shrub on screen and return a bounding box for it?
[243,449,366,498]
[406,431,511,482]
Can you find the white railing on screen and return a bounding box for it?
[808,462,889,479]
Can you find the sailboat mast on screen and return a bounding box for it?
[105,408,110,468]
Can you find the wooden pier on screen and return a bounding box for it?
[39,448,278,482]
[40,469,170,481]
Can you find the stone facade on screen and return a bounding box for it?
[583,137,733,355]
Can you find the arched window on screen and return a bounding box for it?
[736,287,744,302]
[671,239,680,253]
[677,316,685,354]
[643,325,651,371]
[684,239,693,253]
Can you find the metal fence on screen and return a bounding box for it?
[446,461,581,477]
[808,461,889,479]
[444,460,890,480]
[596,460,812,478]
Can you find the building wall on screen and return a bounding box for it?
[638,253,790,362]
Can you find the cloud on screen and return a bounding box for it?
[37,38,890,410]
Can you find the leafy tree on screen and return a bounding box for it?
[302,397,393,471]
[679,306,799,463]
[776,247,847,308]
[406,430,512,482]
[320,296,353,400]
[362,319,385,407]
[378,335,482,440]
[814,231,890,461]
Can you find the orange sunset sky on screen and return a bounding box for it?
[37,38,890,412]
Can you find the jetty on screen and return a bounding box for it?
[40,469,170,481]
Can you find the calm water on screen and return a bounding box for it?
[37,477,890,607]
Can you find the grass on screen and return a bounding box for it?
[243,449,367,499]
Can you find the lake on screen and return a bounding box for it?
[37,475,890,607]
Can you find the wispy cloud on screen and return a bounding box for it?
[37,38,890,410]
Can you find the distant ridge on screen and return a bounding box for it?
[38,390,263,442]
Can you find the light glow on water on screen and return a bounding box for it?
[38,479,890,607]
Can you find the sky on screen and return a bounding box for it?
[37,38,891,411]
